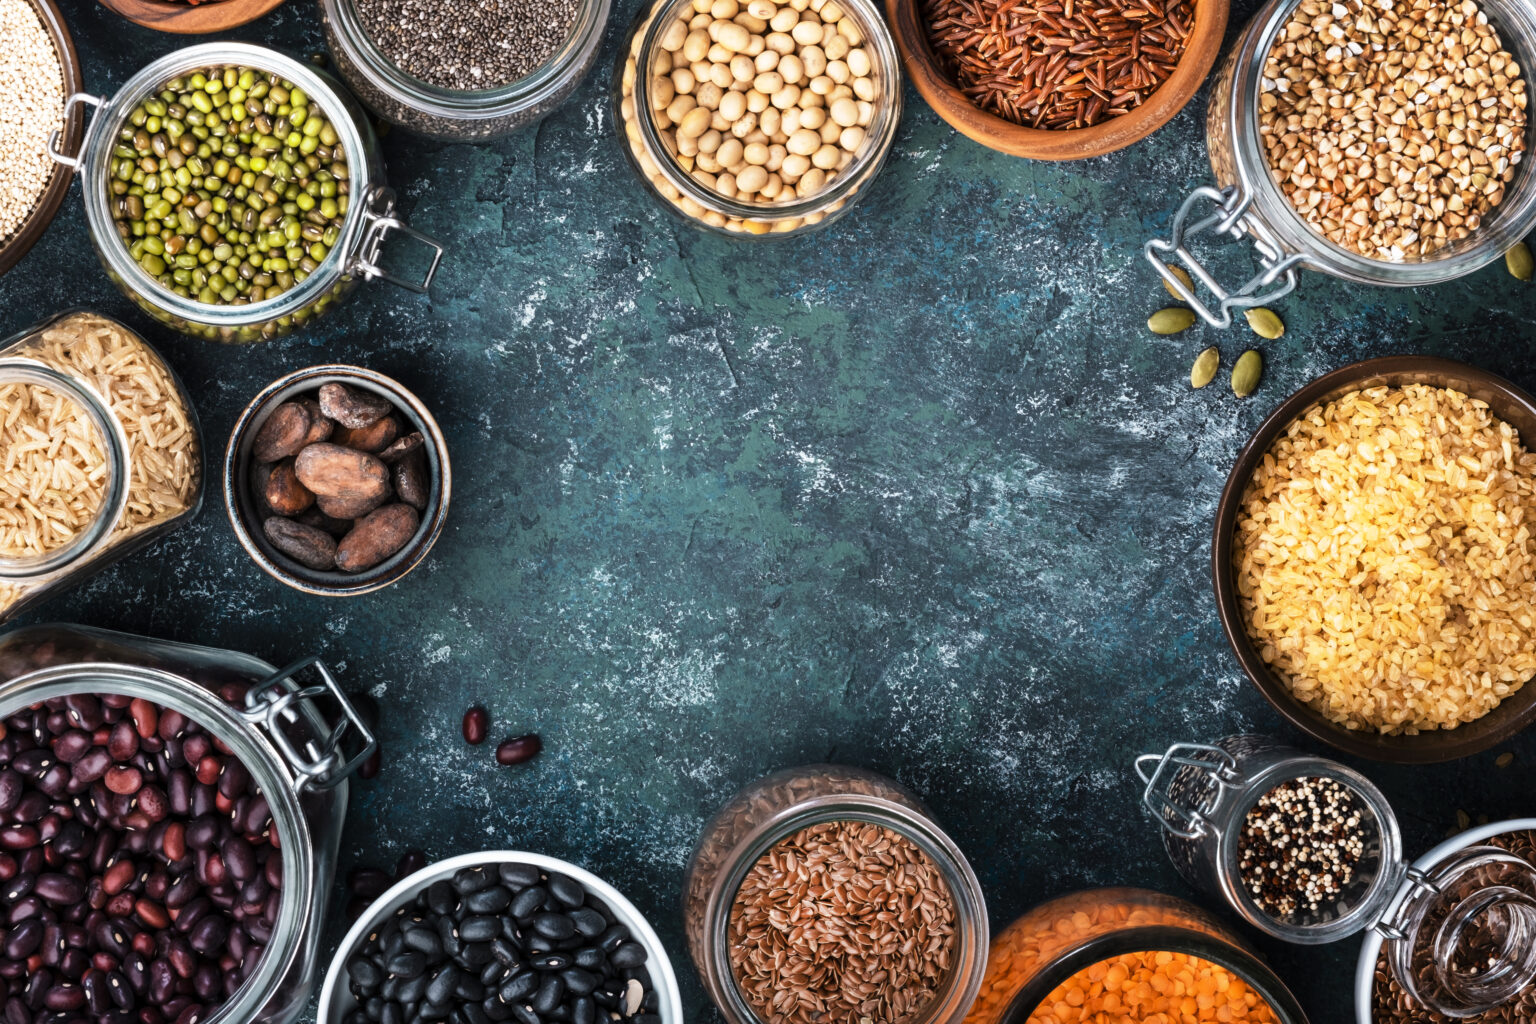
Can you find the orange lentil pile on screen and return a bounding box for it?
[1025,951,1282,1024]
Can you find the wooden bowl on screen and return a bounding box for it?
[1213,356,1536,764]
[97,0,287,34]
[885,0,1228,159]
[0,0,84,278]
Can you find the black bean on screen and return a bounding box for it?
[560,969,597,997]
[632,1015,660,1024]
[498,972,538,1003]
[499,919,525,948]
[438,916,462,957]
[570,996,594,1024]
[458,942,495,969]
[405,927,444,957]
[465,886,512,914]
[427,967,460,1006]
[544,875,583,910]
[567,908,605,940]
[608,943,646,970]
[461,1002,492,1024]
[352,868,395,900]
[455,978,486,1002]
[481,997,513,1022]
[531,914,575,941]
[571,948,605,972]
[529,975,563,1016]
[490,939,521,967]
[497,864,541,888]
[381,1003,403,1024]
[388,951,427,980]
[420,1002,451,1022]
[350,959,384,990]
[479,961,509,987]
[530,954,569,972]
[427,881,458,916]
[509,888,546,921]
[365,997,385,1021]
[509,1005,539,1024]
[397,973,429,1006]
[452,868,495,896]
[460,917,500,943]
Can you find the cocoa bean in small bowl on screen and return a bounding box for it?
[224,365,450,596]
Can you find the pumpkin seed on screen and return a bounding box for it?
[1190,347,1219,389]
[1507,242,1533,281]
[1162,264,1195,298]
[1244,307,1285,339]
[1148,307,1196,335]
[1231,350,1262,397]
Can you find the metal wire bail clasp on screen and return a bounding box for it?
[47,93,105,171]
[1144,185,1305,328]
[1135,742,1243,841]
[355,186,445,294]
[242,658,377,793]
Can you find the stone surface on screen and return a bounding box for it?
[5,3,1536,1023]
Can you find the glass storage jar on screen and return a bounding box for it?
[615,0,902,237]
[318,0,611,140]
[1143,0,1536,326]
[47,43,444,343]
[0,623,377,1024]
[682,764,988,1024]
[0,310,203,624]
[1138,737,1536,1021]
[965,888,1308,1024]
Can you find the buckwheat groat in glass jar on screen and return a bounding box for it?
[0,310,202,622]
[617,0,902,236]
[683,765,988,1024]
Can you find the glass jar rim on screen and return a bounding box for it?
[995,921,1311,1024]
[0,660,317,1024]
[699,791,988,1024]
[78,43,373,325]
[629,0,904,222]
[1226,0,1536,284]
[0,360,131,580]
[319,0,612,117]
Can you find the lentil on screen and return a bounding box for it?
[728,819,956,1024]
[1237,776,1370,920]
[353,0,579,91]
[1025,951,1282,1024]
[1259,0,1528,261]
[922,0,1193,129]
[0,0,64,246]
[107,66,351,308]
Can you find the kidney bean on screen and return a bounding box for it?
[156,711,186,744]
[165,771,193,818]
[132,900,169,930]
[199,854,225,889]
[142,872,168,901]
[105,970,133,1011]
[0,773,18,815]
[263,853,282,890]
[35,765,70,800]
[83,971,110,1015]
[52,821,87,859]
[127,701,157,742]
[160,823,187,864]
[462,707,489,745]
[395,849,427,880]
[192,757,219,788]
[101,861,134,897]
[63,696,103,731]
[165,875,198,911]
[104,767,143,796]
[3,920,41,959]
[0,826,39,851]
[189,783,214,819]
[41,981,84,1012]
[216,761,248,801]
[495,735,543,767]
[147,959,175,1004]
[187,915,227,958]
[165,937,196,979]
[34,874,85,905]
[122,953,148,994]
[107,723,139,763]
[240,796,270,837]
[0,854,15,883]
[21,970,47,1011]
[11,791,48,823]
[137,786,168,823]
[49,731,92,764]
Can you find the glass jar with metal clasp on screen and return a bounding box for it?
[1141,0,1536,327]
[47,43,444,343]
[1136,736,1536,1022]
[0,623,378,1024]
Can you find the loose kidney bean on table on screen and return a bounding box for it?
[0,691,281,1024]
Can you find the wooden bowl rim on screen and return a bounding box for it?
[0,0,85,278]
[96,0,289,35]
[1212,356,1536,764]
[885,0,1229,159]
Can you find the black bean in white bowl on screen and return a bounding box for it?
[318,852,682,1024]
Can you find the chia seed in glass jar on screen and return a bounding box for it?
[354,0,580,91]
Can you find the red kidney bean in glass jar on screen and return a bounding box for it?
[0,690,282,1024]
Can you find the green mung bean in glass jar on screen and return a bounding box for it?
[48,43,444,343]
[108,66,351,308]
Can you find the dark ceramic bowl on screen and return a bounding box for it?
[224,365,450,596]
[0,0,85,277]
[1214,356,1536,764]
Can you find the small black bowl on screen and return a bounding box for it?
[224,365,450,596]
[1213,356,1536,764]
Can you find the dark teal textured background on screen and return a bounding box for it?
[6,2,1536,1022]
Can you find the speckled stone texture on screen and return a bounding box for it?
[5,3,1536,1024]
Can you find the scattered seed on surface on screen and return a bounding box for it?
[1149,307,1197,334]
[1496,752,1515,767]
[1163,264,1195,298]
[1190,347,1220,389]
[1508,242,1534,280]
[1232,350,1262,397]
[1244,307,1284,340]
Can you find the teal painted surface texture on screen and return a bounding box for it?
[6,3,1536,1024]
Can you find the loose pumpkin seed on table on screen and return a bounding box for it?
[1231,349,1262,397]
[1162,264,1194,298]
[1508,243,1534,281]
[1244,307,1284,340]
[107,66,350,307]
[1190,347,1219,389]
[1149,307,1197,335]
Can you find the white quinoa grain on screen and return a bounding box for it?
[0,0,63,245]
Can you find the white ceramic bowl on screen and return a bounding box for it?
[318,851,684,1024]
